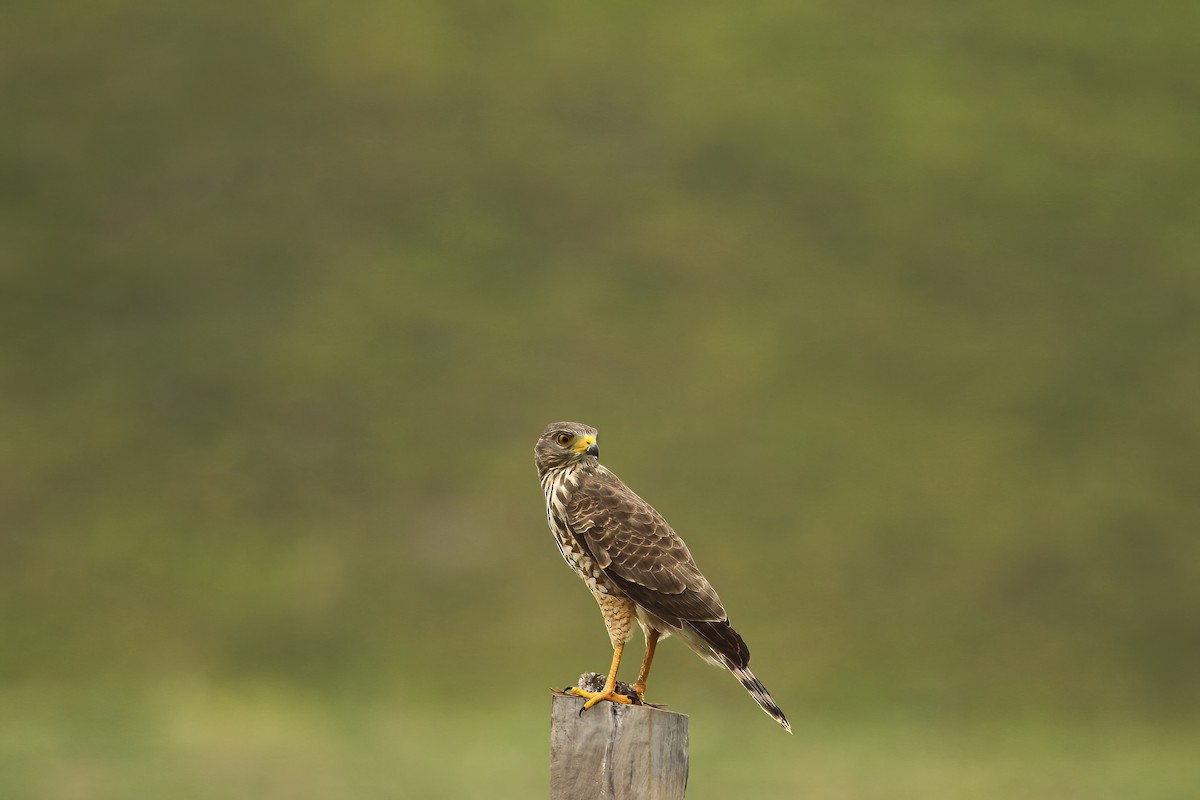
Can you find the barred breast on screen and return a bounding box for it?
[542,465,617,597]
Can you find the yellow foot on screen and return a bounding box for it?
[633,682,647,705]
[568,686,637,712]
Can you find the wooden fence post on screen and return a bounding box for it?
[550,693,689,800]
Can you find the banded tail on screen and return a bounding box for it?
[683,619,792,732]
[731,665,791,733]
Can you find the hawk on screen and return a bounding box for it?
[535,421,791,732]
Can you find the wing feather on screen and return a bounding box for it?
[565,470,728,625]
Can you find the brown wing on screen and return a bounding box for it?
[565,470,751,668]
[565,470,725,623]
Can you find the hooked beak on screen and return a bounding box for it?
[573,435,600,459]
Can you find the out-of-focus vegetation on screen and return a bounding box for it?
[2,1,1198,797]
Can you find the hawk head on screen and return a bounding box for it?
[535,421,600,475]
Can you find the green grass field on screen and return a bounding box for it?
[3,683,1199,799]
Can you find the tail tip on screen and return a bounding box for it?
[732,666,792,733]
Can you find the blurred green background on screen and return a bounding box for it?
[3,1,1199,797]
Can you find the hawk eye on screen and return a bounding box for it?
[556,432,572,446]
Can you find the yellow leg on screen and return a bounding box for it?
[632,629,660,703]
[568,643,633,711]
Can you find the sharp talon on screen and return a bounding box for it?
[567,684,634,712]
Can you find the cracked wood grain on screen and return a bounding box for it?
[550,693,688,800]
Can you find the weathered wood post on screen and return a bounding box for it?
[550,693,689,800]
